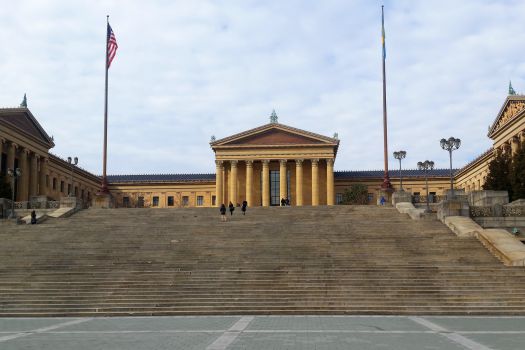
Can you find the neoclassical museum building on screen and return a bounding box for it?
[1,92,524,208]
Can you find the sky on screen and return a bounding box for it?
[1,0,525,175]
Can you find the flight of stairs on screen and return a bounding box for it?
[1,205,525,316]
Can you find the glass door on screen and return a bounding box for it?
[270,171,280,206]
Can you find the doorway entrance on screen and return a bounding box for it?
[269,170,291,206]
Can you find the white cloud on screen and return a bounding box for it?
[1,0,523,174]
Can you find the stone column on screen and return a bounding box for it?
[7,142,16,170]
[262,160,270,207]
[311,159,319,206]
[39,157,49,196]
[215,160,223,207]
[279,159,287,202]
[326,158,334,205]
[0,139,4,174]
[295,159,303,206]
[19,148,29,201]
[511,136,520,155]
[222,166,226,205]
[230,160,238,205]
[30,154,38,197]
[504,142,511,155]
[245,160,253,206]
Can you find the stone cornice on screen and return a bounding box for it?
[488,95,525,139]
[454,148,493,178]
[0,108,55,149]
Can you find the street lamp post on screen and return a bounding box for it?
[393,150,407,191]
[7,168,22,219]
[440,137,461,198]
[67,157,78,197]
[417,160,434,213]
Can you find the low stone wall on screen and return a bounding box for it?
[436,198,470,222]
[0,198,12,219]
[442,216,525,266]
[473,216,525,230]
[443,216,483,238]
[395,202,435,221]
[468,190,509,206]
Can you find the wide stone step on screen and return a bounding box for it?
[2,205,525,315]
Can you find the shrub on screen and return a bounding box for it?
[341,184,368,205]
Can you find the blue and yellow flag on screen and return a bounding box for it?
[381,6,386,59]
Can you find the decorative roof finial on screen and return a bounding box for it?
[270,109,278,123]
[333,132,339,140]
[20,93,27,107]
[210,135,216,142]
[509,81,516,95]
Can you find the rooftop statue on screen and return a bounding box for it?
[20,93,27,107]
[509,81,516,95]
[270,109,278,123]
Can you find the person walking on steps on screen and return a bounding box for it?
[220,204,227,222]
[229,202,235,216]
[241,200,247,215]
[30,210,37,224]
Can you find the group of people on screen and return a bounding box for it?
[220,200,248,221]
[219,197,293,221]
[280,198,290,206]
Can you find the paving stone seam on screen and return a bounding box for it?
[206,316,254,350]
[0,318,92,343]
[409,316,494,350]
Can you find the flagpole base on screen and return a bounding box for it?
[381,173,392,190]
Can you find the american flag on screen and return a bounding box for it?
[107,24,118,68]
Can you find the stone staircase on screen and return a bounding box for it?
[1,205,525,316]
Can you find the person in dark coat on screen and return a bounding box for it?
[280,198,285,206]
[241,200,247,215]
[30,210,37,225]
[220,204,227,221]
[229,202,235,216]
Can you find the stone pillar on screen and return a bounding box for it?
[279,159,287,202]
[245,160,253,206]
[511,136,520,155]
[39,157,48,196]
[215,160,223,207]
[504,142,511,155]
[30,154,38,197]
[0,139,4,174]
[230,160,238,205]
[19,149,29,201]
[262,160,270,207]
[222,167,226,205]
[326,158,334,205]
[311,159,319,206]
[295,159,303,206]
[7,142,16,170]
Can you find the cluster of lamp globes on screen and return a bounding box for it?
[392,136,461,212]
[393,137,461,175]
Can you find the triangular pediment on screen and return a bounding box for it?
[211,123,338,147]
[0,108,54,148]
[488,96,525,138]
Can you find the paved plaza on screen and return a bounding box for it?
[1,316,525,349]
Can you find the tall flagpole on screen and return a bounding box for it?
[381,5,392,189]
[101,15,110,194]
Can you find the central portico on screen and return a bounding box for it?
[210,117,339,207]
